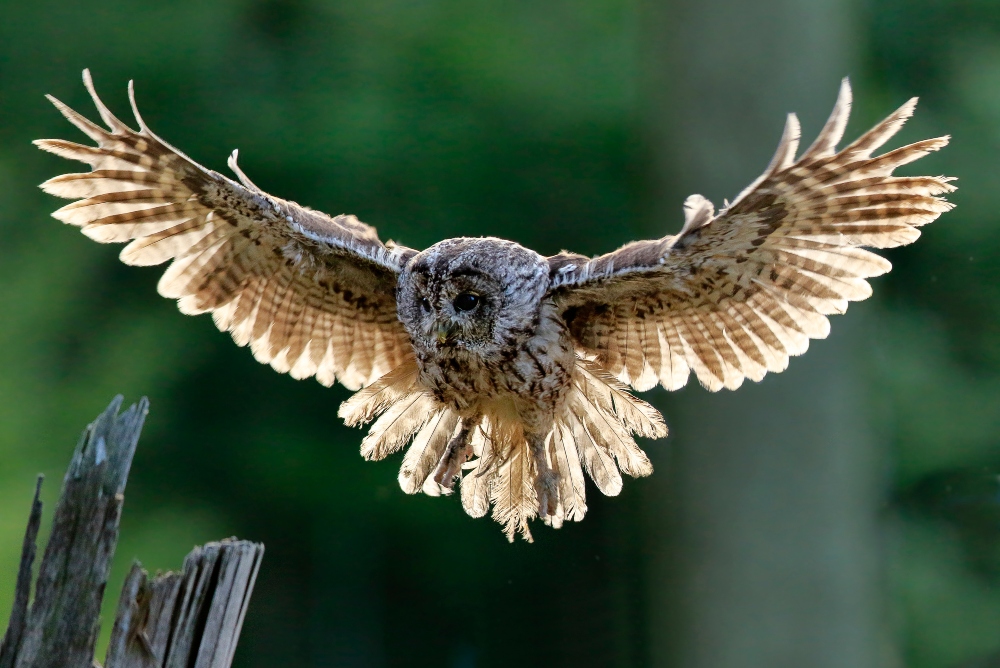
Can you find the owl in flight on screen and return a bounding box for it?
[37,71,953,541]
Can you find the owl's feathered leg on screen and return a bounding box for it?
[528,432,560,521]
[432,413,480,490]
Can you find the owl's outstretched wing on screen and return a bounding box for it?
[547,79,954,393]
[36,70,417,390]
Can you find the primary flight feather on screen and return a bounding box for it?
[36,71,954,540]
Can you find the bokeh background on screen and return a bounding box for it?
[1,1,998,666]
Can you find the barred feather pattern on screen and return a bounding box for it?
[550,79,955,393]
[342,358,665,541]
[36,73,955,543]
[35,70,415,390]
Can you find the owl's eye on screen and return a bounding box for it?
[419,297,431,312]
[453,292,480,312]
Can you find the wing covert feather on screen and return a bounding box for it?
[36,70,417,390]
[549,79,954,392]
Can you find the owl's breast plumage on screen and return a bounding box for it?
[415,301,576,420]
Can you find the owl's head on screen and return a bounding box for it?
[398,237,549,358]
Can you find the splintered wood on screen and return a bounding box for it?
[0,396,264,668]
[105,540,264,668]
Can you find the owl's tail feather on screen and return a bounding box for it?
[566,362,661,484]
[573,362,668,441]
[460,425,493,520]
[540,361,660,512]
[340,360,665,541]
[398,409,460,495]
[338,364,419,427]
[455,361,664,541]
[461,409,538,542]
[359,392,438,462]
[341,362,473,490]
[340,364,476,497]
[545,422,588,527]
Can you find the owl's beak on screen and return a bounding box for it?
[435,321,458,344]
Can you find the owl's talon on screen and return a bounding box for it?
[528,435,560,519]
[432,417,478,490]
[433,452,465,490]
[534,470,560,519]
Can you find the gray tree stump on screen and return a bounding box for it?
[0,396,264,668]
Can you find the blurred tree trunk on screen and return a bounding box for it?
[639,2,885,667]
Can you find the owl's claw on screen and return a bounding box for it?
[528,436,561,521]
[534,469,560,520]
[433,446,468,490]
[433,416,478,490]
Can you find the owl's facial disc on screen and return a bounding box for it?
[398,237,549,359]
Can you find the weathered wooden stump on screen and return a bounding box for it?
[0,396,263,668]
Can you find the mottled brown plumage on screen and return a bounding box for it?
[36,72,953,540]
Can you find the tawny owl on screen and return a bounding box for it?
[36,71,954,541]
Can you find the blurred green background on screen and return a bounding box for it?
[1,1,998,666]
